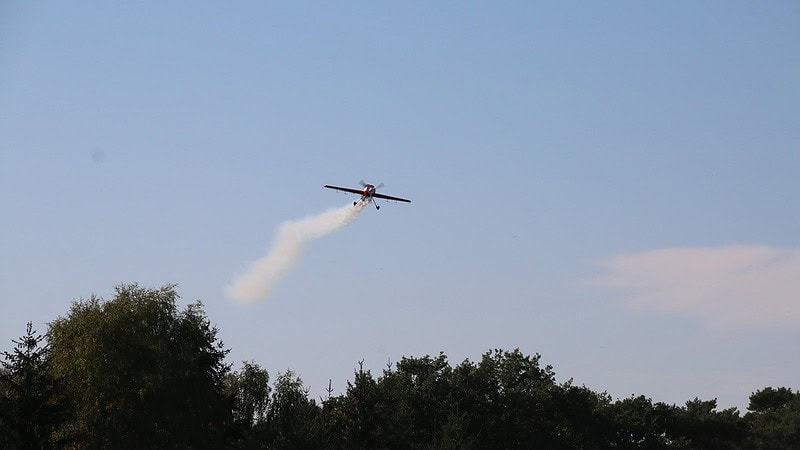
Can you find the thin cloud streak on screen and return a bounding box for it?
[592,245,800,329]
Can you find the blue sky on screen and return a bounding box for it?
[2,2,798,410]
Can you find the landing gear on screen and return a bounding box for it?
[376,205,380,210]
[353,201,357,206]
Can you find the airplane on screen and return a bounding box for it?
[324,180,411,210]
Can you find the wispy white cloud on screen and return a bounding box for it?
[592,245,800,329]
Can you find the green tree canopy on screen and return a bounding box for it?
[266,370,319,448]
[225,361,272,448]
[47,284,231,449]
[746,387,800,448]
[3,282,799,448]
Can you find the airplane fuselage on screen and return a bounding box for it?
[362,185,376,199]
[353,185,378,208]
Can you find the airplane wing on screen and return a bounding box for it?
[373,192,411,203]
[324,185,364,195]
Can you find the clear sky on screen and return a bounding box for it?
[2,2,798,410]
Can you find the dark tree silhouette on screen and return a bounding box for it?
[746,387,800,449]
[0,323,64,450]
[3,283,798,448]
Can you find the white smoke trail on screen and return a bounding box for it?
[226,200,367,303]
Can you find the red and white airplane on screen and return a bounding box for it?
[324,180,411,210]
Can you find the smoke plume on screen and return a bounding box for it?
[227,201,367,303]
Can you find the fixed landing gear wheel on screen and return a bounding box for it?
[376,205,380,210]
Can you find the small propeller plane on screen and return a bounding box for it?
[324,180,411,210]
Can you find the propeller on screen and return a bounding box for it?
[359,180,384,190]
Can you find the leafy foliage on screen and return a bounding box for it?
[224,361,271,448]
[2,283,798,448]
[746,387,800,449]
[266,370,320,447]
[47,284,231,448]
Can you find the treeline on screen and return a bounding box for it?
[1,285,798,449]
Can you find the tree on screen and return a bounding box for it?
[265,370,320,448]
[47,284,231,448]
[384,353,453,448]
[749,387,796,412]
[228,361,270,426]
[746,387,800,449]
[683,398,747,449]
[12,279,796,449]
[225,361,271,448]
[554,381,614,448]
[0,323,64,450]
[609,395,691,449]
[326,349,595,449]
[471,349,562,448]
[324,361,390,448]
